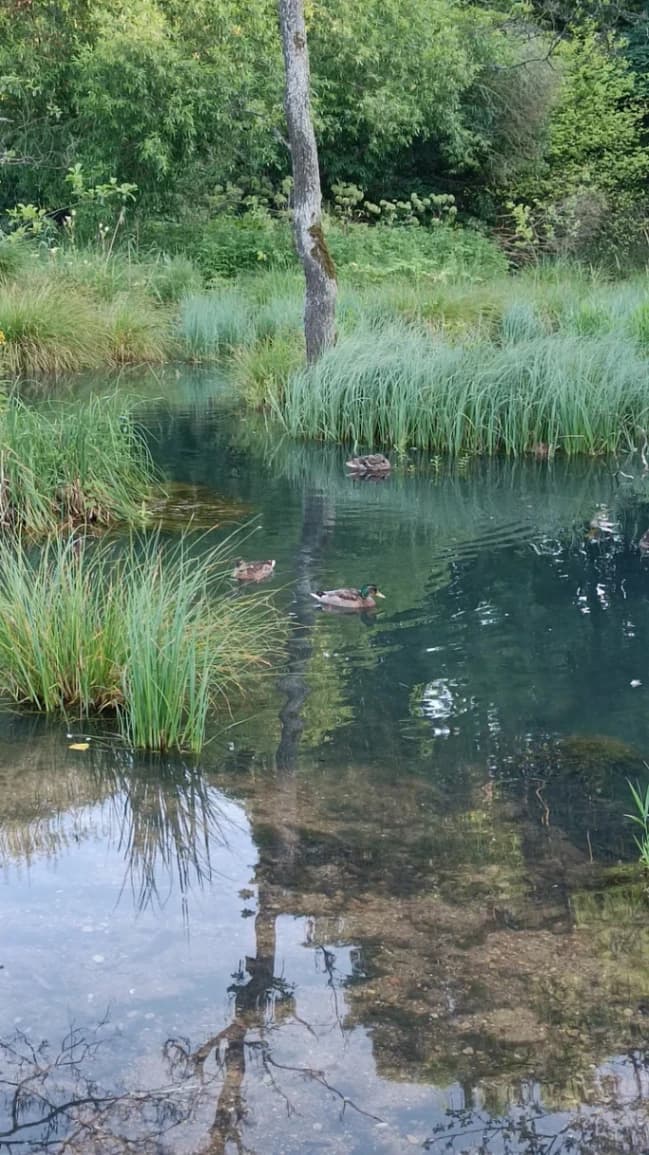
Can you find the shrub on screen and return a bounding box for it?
[0,533,281,752]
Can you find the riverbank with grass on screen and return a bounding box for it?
[0,533,282,752]
[0,393,158,536]
[3,222,649,456]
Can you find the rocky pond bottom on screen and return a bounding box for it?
[3,377,649,1154]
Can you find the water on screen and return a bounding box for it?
[3,371,649,1153]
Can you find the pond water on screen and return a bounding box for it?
[3,370,649,1153]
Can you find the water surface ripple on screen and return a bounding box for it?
[2,382,649,1154]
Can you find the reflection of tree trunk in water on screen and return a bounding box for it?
[200,877,288,1155]
[197,494,331,1152]
[276,490,332,771]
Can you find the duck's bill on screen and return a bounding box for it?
[376,591,386,598]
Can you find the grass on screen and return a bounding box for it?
[626,780,649,869]
[0,283,110,374]
[106,294,169,363]
[177,290,254,359]
[0,532,282,752]
[0,393,158,535]
[275,320,649,456]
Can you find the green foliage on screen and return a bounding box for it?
[276,320,649,456]
[178,291,255,359]
[0,283,109,374]
[626,780,649,869]
[145,215,295,278]
[106,294,169,364]
[0,240,28,285]
[233,333,304,408]
[0,533,281,751]
[0,394,157,537]
[505,31,649,260]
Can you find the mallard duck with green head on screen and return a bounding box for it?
[311,584,385,610]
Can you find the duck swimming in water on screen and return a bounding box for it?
[310,584,385,610]
[232,559,276,582]
[345,454,391,476]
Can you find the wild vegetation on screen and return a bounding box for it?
[0,393,157,535]
[0,533,281,752]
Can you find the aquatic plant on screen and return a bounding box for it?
[277,321,649,456]
[626,779,649,868]
[233,333,304,407]
[0,533,281,752]
[0,394,157,535]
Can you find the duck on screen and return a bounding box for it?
[232,559,276,582]
[639,530,649,552]
[345,454,391,476]
[310,584,385,610]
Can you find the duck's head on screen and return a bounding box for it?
[360,584,385,599]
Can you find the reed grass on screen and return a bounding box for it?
[233,333,304,407]
[277,321,649,456]
[178,291,254,359]
[0,533,281,752]
[0,393,157,535]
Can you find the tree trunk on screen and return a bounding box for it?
[278,0,336,363]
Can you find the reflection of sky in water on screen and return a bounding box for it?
[3,393,649,1150]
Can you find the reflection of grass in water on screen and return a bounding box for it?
[96,752,234,912]
[237,419,615,544]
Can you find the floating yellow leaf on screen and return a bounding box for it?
[68,742,90,751]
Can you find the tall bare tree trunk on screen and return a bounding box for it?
[278,0,336,363]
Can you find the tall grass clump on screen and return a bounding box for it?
[106,294,169,363]
[0,239,28,285]
[178,291,254,359]
[0,534,281,752]
[0,394,158,535]
[277,321,649,456]
[233,333,304,407]
[0,283,108,374]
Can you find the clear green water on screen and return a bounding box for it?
[3,371,649,1153]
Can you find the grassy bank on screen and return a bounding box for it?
[0,220,503,374]
[275,322,649,456]
[3,225,649,456]
[0,533,281,752]
[0,393,158,535]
